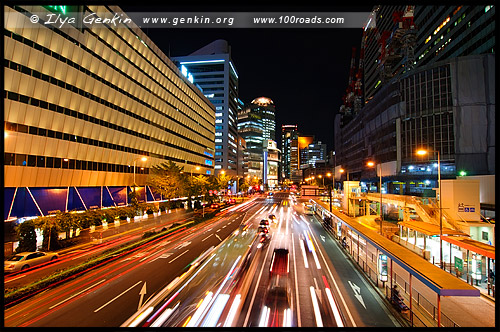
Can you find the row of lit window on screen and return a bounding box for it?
[4,92,213,163]
[9,8,215,130]
[5,152,149,174]
[419,6,493,62]
[4,35,214,141]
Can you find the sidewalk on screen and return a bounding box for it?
[311,198,495,327]
[56,208,192,255]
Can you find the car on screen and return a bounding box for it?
[260,219,269,226]
[258,225,269,234]
[260,284,292,327]
[269,248,289,276]
[210,203,220,209]
[229,198,236,204]
[4,251,58,273]
[268,214,277,223]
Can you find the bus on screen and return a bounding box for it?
[304,203,314,215]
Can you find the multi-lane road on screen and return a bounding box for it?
[4,193,402,327]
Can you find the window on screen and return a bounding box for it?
[28,155,36,167]
[54,158,62,168]
[46,157,54,168]
[482,231,489,241]
[16,154,27,166]
[5,153,15,165]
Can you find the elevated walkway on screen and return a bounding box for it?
[364,193,465,232]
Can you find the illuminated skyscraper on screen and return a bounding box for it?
[172,39,239,175]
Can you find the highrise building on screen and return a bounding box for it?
[237,97,276,180]
[301,141,328,168]
[172,39,239,176]
[363,5,407,104]
[281,125,298,181]
[4,5,215,220]
[414,5,495,68]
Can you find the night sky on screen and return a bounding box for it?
[121,5,371,151]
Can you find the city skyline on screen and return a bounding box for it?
[121,5,370,151]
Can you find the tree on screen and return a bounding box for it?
[239,177,250,193]
[33,214,61,251]
[15,219,37,253]
[147,161,187,201]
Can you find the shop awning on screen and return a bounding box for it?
[397,220,469,237]
[442,236,495,260]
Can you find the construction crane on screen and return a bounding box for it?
[378,5,417,81]
[339,46,357,118]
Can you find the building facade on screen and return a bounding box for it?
[172,39,239,176]
[414,5,495,68]
[300,141,328,168]
[4,5,215,220]
[335,54,495,195]
[263,140,280,190]
[281,124,298,181]
[237,97,276,181]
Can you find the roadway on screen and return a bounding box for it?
[3,199,259,327]
[122,192,401,327]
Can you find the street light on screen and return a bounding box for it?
[318,174,324,187]
[339,168,350,216]
[326,172,332,212]
[132,156,148,187]
[191,166,201,177]
[367,160,383,235]
[416,148,443,269]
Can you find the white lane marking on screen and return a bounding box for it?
[215,234,222,241]
[299,239,309,268]
[216,229,221,232]
[149,252,173,263]
[4,274,26,283]
[310,286,323,327]
[244,238,272,326]
[348,280,366,309]
[168,250,189,263]
[202,234,213,242]
[291,233,301,327]
[325,288,344,327]
[94,280,142,312]
[50,279,106,309]
[306,224,357,327]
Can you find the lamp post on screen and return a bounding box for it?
[339,168,349,216]
[191,166,200,177]
[367,160,383,234]
[327,172,332,212]
[333,151,336,195]
[133,156,148,187]
[417,148,442,269]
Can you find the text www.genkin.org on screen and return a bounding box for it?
[142,16,234,26]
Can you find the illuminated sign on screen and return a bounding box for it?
[377,254,388,282]
[180,65,194,83]
[204,159,213,166]
[46,5,68,14]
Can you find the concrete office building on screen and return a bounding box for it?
[4,5,215,220]
[172,40,239,176]
[337,5,495,194]
[334,53,495,195]
[414,5,495,68]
